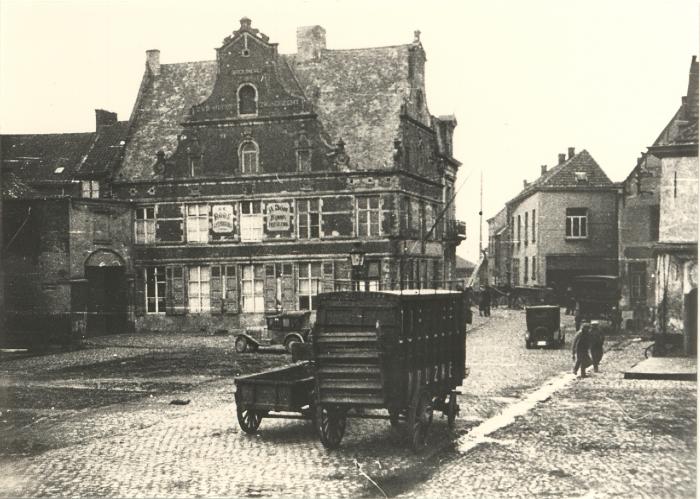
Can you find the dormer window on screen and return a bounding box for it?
[239,140,259,173]
[81,180,100,199]
[238,84,258,116]
[574,172,588,183]
[295,135,312,172]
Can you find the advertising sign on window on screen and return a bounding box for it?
[212,204,234,233]
[267,202,291,231]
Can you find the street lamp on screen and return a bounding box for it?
[349,243,365,291]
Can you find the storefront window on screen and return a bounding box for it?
[188,266,210,313]
[298,262,322,309]
[145,267,165,313]
[241,264,264,313]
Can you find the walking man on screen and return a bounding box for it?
[589,321,605,372]
[572,323,592,378]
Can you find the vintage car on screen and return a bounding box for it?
[234,310,312,353]
[572,275,621,332]
[525,305,564,349]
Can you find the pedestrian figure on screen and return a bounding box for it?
[565,286,575,315]
[572,323,592,378]
[589,321,604,372]
[479,286,491,317]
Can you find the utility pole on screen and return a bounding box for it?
[479,169,483,254]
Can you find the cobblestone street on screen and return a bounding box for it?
[0,308,695,497]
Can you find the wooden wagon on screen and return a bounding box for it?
[312,290,468,450]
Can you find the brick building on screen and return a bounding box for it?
[647,56,698,354]
[490,148,618,297]
[109,19,464,331]
[1,112,132,344]
[486,206,508,285]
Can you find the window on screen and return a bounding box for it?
[524,212,528,246]
[357,196,380,237]
[239,141,259,173]
[511,217,515,245]
[532,209,536,242]
[524,257,529,283]
[298,262,322,310]
[145,267,166,314]
[574,172,588,183]
[135,207,156,244]
[401,196,411,234]
[650,205,660,241]
[531,256,536,281]
[565,208,588,238]
[517,215,521,245]
[188,266,210,313]
[512,258,520,286]
[240,201,263,242]
[298,199,320,239]
[238,84,258,116]
[186,204,209,243]
[241,264,264,313]
[81,180,99,199]
[629,262,647,303]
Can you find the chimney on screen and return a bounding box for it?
[540,164,547,175]
[296,25,326,62]
[568,147,575,159]
[558,153,566,165]
[95,109,117,130]
[146,49,160,76]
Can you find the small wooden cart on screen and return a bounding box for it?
[233,362,315,433]
[312,290,468,451]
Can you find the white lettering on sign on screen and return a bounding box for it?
[266,202,290,231]
[212,205,234,233]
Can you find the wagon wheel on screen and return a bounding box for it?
[234,336,248,353]
[408,390,433,452]
[284,335,301,354]
[237,406,263,434]
[316,405,346,449]
[388,408,401,427]
[447,392,458,429]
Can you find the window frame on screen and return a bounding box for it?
[188,266,211,313]
[186,204,209,243]
[241,264,265,313]
[298,262,322,310]
[135,206,156,244]
[565,208,589,239]
[297,198,321,239]
[240,200,263,242]
[356,196,381,237]
[81,180,100,199]
[237,83,258,117]
[239,140,259,174]
[145,266,166,314]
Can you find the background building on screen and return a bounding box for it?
[489,147,618,298]
[647,56,698,354]
[109,19,464,331]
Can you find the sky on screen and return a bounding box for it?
[1,0,698,262]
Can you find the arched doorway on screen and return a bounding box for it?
[83,250,127,336]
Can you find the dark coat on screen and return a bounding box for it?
[589,329,604,364]
[572,329,592,368]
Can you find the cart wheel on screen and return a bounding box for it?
[237,406,263,434]
[447,392,458,429]
[235,336,248,353]
[284,335,301,354]
[388,408,401,427]
[316,406,346,449]
[408,390,432,452]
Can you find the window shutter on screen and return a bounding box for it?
[134,269,145,316]
[264,264,277,312]
[322,261,334,293]
[224,265,239,314]
[169,266,186,315]
[210,265,223,315]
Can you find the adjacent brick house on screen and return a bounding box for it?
[492,148,618,297]
[1,112,132,344]
[647,56,698,354]
[110,19,464,331]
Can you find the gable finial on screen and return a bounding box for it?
[240,17,252,30]
[413,30,421,43]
